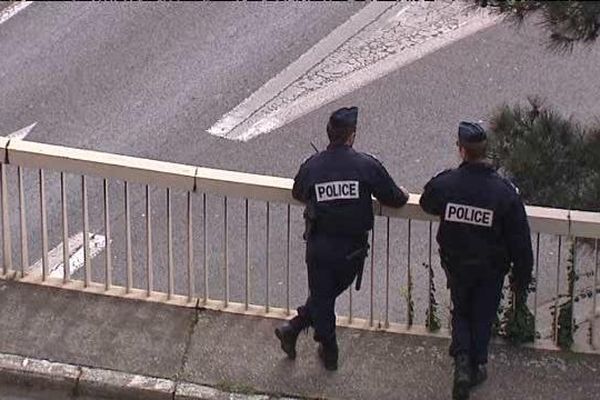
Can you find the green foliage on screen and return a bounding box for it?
[424,262,441,333]
[556,239,578,350]
[407,269,414,328]
[494,273,537,345]
[473,0,600,52]
[215,381,258,395]
[557,302,575,350]
[503,293,537,345]
[488,98,600,212]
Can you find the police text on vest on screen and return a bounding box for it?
[445,203,494,227]
[315,181,359,202]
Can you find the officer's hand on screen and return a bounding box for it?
[399,186,409,198]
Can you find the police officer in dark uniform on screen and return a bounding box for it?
[275,106,409,371]
[419,121,533,400]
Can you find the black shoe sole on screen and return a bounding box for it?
[453,380,470,400]
[470,375,487,388]
[274,328,296,360]
[317,346,338,371]
[323,363,338,371]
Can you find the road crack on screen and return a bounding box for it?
[72,365,84,399]
[171,298,202,400]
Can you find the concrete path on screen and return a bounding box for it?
[0,279,599,400]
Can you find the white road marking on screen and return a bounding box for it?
[5,122,37,140]
[0,1,33,26]
[207,2,395,138]
[208,1,499,142]
[28,232,106,279]
[388,6,409,23]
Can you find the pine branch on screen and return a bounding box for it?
[487,98,600,212]
[472,1,600,52]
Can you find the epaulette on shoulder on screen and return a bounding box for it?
[501,176,521,195]
[301,152,319,165]
[362,152,381,163]
[359,152,388,168]
[432,168,452,179]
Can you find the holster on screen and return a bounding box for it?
[302,206,316,241]
[347,243,370,291]
[439,250,454,289]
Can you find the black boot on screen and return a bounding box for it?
[318,341,338,371]
[470,363,487,387]
[275,323,300,360]
[452,354,472,400]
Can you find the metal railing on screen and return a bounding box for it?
[0,138,599,352]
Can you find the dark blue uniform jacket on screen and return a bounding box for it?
[292,144,408,236]
[420,162,533,289]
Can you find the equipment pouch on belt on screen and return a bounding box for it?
[346,243,370,291]
[439,251,453,288]
[439,251,481,288]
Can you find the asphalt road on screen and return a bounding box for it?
[1,3,599,342]
[0,2,364,311]
[0,1,363,155]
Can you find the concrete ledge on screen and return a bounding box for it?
[0,351,299,400]
[174,382,278,400]
[175,382,231,400]
[0,353,79,391]
[78,367,175,400]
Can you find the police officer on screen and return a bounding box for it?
[420,121,533,400]
[275,106,409,371]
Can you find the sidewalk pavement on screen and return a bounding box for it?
[1,279,599,400]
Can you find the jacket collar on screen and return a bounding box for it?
[326,143,353,151]
[459,160,495,172]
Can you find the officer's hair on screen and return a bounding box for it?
[461,140,487,161]
[327,123,354,145]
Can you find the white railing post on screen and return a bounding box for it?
[145,185,152,296]
[60,173,69,282]
[39,170,48,281]
[187,191,194,303]
[104,179,112,290]
[18,167,28,277]
[82,175,90,287]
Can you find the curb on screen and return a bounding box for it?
[0,352,297,400]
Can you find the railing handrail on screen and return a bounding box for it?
[2,138,599,239]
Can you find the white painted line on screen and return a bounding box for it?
[28,232,106,278]
[207,2,395,139]
[230,14,500,142]
[388,6,409,23]
[5,122,37,140]
[0,1,33,26]
[209,1,500,142]
[50,234,106,279]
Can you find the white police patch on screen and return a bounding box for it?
[315,181,359,202]
[445,203,494,227]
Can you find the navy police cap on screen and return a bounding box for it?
[458,121,486,144]
[329,107,358,131]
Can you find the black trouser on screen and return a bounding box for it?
[448,268,504,365]
[290,232,367,345]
